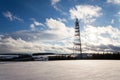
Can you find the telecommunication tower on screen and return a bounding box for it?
[73,18,82,54]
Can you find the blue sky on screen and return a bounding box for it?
[0,0,120,53]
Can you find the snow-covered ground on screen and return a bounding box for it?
[0,60,120,80]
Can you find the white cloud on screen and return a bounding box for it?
[0,36,71,53]
[69,5,102,23]
[81,25,120,52]
[111,19,114,24]
[57,18,67,22]
[107,0,120,5]
[0,18,74,53]
[13,16,23,22]
[1,17,120,53]
[51,0,60,5]
[118,12,120,15]
[3,11,23,22]
[45,18,74,39]
[0,36,73,53]
[51,0,66,15]
[30,18,44,31]
[0,37,48,53]
[51,0,61,11]
[0,35,4,40]
[117,12,120,22]
[46,18,65,30]
[30,24,35,31]
[3,11,13,21]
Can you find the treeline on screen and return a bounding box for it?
[1,52,120,61]
[48,55,77,60]
[92,52,120,60]
[0,54,34,61]
[48,52,120,60]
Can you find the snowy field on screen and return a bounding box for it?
[0,60,120,80]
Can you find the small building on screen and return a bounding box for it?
[32,55,48,61]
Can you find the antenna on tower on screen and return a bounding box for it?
[73,18,82,55]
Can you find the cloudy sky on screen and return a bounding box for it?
[0,0,120,53]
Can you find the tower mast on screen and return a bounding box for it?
[73,18,82,54]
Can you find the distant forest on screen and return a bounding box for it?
[0,52,120,61]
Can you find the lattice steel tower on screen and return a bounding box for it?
[73,18,82,54]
